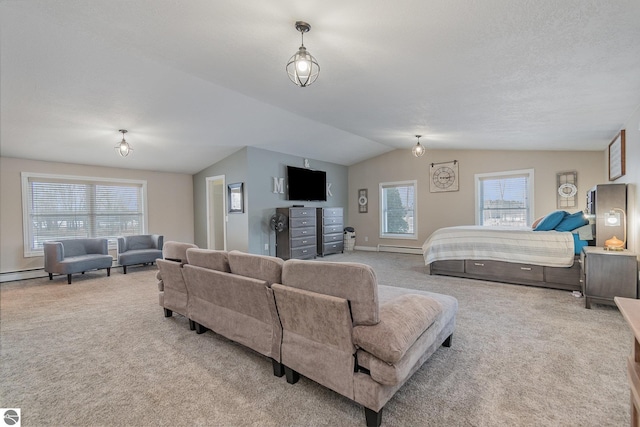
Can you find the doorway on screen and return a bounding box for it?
[206,175,227,250]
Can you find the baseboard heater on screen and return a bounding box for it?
[376,244,423,255]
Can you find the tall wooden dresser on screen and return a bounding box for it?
[276,207,317,260]
[317,207,344,257]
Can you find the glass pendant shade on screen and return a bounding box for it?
[115,129,133,157]
[412,135,425,157]
[286,21,319,87]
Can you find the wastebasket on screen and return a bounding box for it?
[344,227,355,251]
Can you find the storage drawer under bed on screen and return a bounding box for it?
[465,260,544,282]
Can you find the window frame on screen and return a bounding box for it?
[379,180,418,240]
[474,169,535,227]
[21,172,148,257]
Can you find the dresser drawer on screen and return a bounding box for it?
[290,217,315,228]
[323,216,343,226]
[323,207,343,217]
[465,260,544,282]
[291,236,317,248]
[322,241,343,255]
[291,246,316,259]
[290,208,316,218]
[290,227,315,238]
[323,233,342,243]
[323,224,343,234]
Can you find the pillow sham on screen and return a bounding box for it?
[555,211,589,232]
[533,210,567,231]
[572,233,589,255]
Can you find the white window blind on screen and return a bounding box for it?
[379,180,417,239]
[22,173,147,256]
[475,169,534,227]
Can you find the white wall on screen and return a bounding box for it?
[0,157,194,273]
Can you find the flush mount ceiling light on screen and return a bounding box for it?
[412,135,425,157]
[115,129,133,157]
[286,21,320,87]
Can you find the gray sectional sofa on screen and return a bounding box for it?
[155,248,458,427]
[44,238,113,284]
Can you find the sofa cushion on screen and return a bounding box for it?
[126,235,154,250]
[281,259,379,326]
[163,241,198,263]
[61,240,88,257]
[186,248,230,272]
[228,250,283,286]
[353,294,442,364]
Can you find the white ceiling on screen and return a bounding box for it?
[1,0,639,174]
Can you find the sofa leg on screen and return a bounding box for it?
[364,407,383,427]
[272,359,284,377]
[442,334,453,348]
[195,323,208,334]
[67,274,72,285]
[107,267,111,277]
[123,265,127,274]
[49,273,53,280]
[189,319,196,331]
[284,366,300,384]
[164,308,173,318]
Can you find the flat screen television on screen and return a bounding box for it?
[287,165,327,201]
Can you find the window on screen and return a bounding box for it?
[475,169,534,227]
[21,173,147,256]
[380,180,417,239]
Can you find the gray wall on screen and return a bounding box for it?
[193,146,348,255]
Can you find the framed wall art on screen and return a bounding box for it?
[228,182,244,213]
[430,160,459,193]
[608,129,625,181]
[556,171,578,208]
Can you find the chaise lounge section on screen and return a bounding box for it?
[273,259,457,427]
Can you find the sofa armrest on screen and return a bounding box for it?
[352,294,442,364]
[44,242,64,271]
[152,234,164,250]
[117,237,126,253]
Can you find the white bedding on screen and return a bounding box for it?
[422,226,575,268]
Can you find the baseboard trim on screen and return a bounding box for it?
[377,244,423,255]
[1,269,48,283]
[354,245,377,252]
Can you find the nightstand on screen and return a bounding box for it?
[580,247,638,309]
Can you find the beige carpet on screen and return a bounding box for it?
[0,252,631,426]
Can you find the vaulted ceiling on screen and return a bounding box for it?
[2,0,639,174]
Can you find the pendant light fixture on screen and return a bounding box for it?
[286,21,320,87]
[412,135,425,157]
[115,129,133,157]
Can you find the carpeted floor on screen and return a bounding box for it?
[0,252,631,426]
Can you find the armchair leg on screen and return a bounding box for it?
[189,319,196,331]
[107,267,111,277]
[49,273,53,280]
[284,366,300,384]
[123,265,127,274]
[164,308,173,317]
[67,274,72,285]
[364,407,383,427]
[442,334,453,348]
[272,359,284,377]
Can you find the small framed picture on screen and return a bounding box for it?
[608,130,625,181]
[228,182,244,213]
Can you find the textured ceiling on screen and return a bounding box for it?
[1,0,639,174]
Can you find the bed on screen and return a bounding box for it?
[422,224,590,291]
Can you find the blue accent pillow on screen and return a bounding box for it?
[572,233,589,255]
[533,210,567,231]
[555,211,589,232]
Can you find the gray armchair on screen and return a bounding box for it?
[117,234,163,274]
[44,238,113,284]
